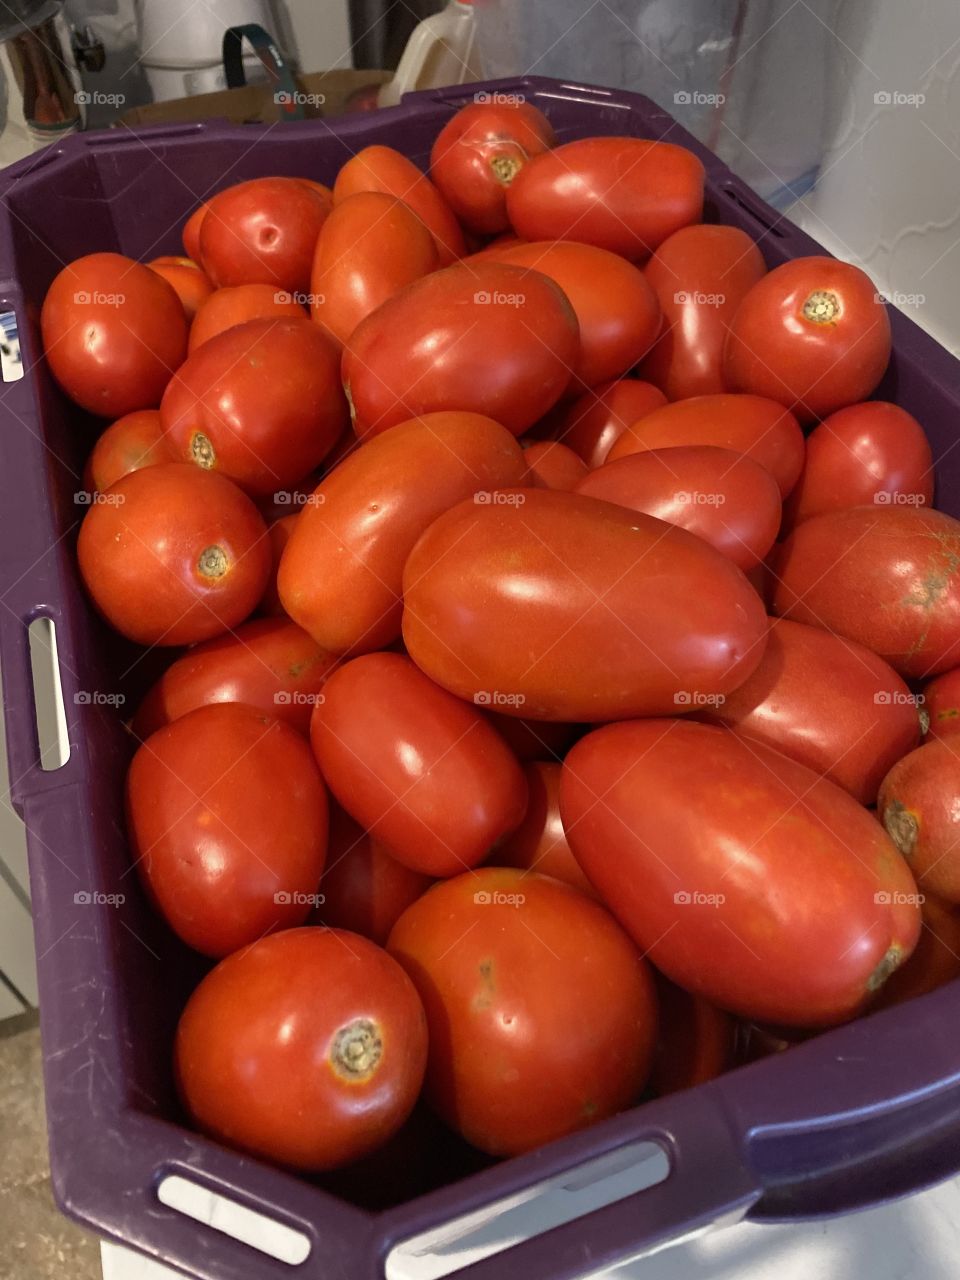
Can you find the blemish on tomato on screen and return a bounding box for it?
[197,545,228,579]
[191,432,215,468]
[882,799,919,857]
[329,1017,382,1081]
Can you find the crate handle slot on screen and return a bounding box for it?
[26,616,70,772]
[157,1174,312,1266]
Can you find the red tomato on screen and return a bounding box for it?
[41,253,188,417]
[182,202,209,261]
[702,617,921,803]
[506,137,705,260]
[296,178,334,202]
[606,393,805,498]
[310,192,437,350]
[310,653,527,876]
[388,868,657,1155]
[84,409,170,493]
[498,761,597,898]
[402,489,768,722]
[773,507,960,679]
[175,928,427,1169]
[484,711,579,762]
[783,401,934,528]
[874,894,960,1007]
[649,975,735,1096]
[556,379,667,467]
[259,513,296,617]
[640,224,766,399]
[333,145,465,265]
[199,177,331,291]
[127,704,328,956]
[430,100,556,235]
[188,283,305,353]
[879,739,960,902]
[522,440,588,490]
[575,445,781,571]
[279,412,525,654]
[161,317,346,496]
[147,255,214,319]
[560,719,921,1026]
[922,667,960,741]
[78,463,269,646]
[343,264,579,439]
[724,257,892,421]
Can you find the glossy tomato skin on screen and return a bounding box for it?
[783,401,934,528]
[127,705,328,956]
[702,617,921,803]
[147,256,214,319]
[388,868,657,1156]
[182,203,209,261]
[310,653,527,877]
[874,894,960,1007]
[188,283,305,353]
[343,264,579,440]
[507,137,705,260]
[258,514,297,617]
[879,740,960,902]
[773,506,960,679]
[724,257,892,421]
[279,412,525,654]
[198,177,331,291]
[649,975,735,1096]
[161,317,346,496]
[133,617,337,738]
[560,720,921,1026]
[402,489,768,722]
[640,224,766,400]
[576,445,781,571]
[498,761,597,898]
[41,253,188,417]
[84,409,170,493]
[922,667,960,741]
[522,440,588,491]
[556,379,667,467]
[606,393,805,498]
[78,463,270,646]
[175,927,427,1170]
[310,192,437,350]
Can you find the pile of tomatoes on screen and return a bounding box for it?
[38,97,960,1175]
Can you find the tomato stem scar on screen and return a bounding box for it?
[191,432,215,468]
[331,1017,382,1080]
[198,545,228,579]
[802,290,841,324]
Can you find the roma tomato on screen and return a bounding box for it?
[199,177,331,291]
[41,253,188,417]
[333,145,465,264]
[649,975,735,1096]
[161,317,347,496]
[310,192,437,350]
[606,393,805,498]
[388,868,657,1156]
[783,401,933,528]
[147,255,213,319]
[702,617,921,803]
[343,264,579,439]
[175,928,427,1169]
[640,224,766,399]
[77,463,269,646]
[575,445,781,571]
[259,514,296,616]
[922,667,960,741]
[556,378,667,467]
[484,711,579,763]
[188,283,305,353]
[127,704,328,956]
[182,202,209,261]
[724,257,892,421]
[879,739,960,902]
[310,653,527,877]
[506,137,705,259]
[498,761,597,898]
[874,894,960,1007]
[560,720,921,1025]
[133,617,337,738]
[84,409,170,493]
[773,507,960,678]
[522,440,588,491]
[402,489,768,722]
[279,412,525,654]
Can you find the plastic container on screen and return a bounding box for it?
[378,1,480,107]
[2,76,960,1280]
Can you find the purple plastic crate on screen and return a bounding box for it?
[2,75,960,1280]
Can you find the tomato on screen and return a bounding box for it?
[259,514,296,616]
[498,761,597,898]
[84,409,170,493]
[403,489,767,722]
[639,224,766,400]
[311,653,527,877]
[484,711,579,762]
[127,704,328,956]
[198,177,331,291]
[724,257,892,421]
[313,806,432,945]
[879,739,960,902]
[133,617,337,738]
[783,401,933,528]
[161,317,346,496]
[874,894,960,1007]
[147,255,214,319]
[522,440,587,490]
[388,868,657,1155]
[606,393,805,499]
[41,253,188,417]
[343,264,579,439]
[188,283,305,353]
[475,240,661,388]
[506,137,705,260]
[430,100,556,235]
[296,178,333,202]
[175,928,427,1169]
[702,618,921,803]
[922,667,960,741]
[560,719,921,1026]
[182,202,209,261]
[649,975,735,1096]
[310,192,437,350]
[279,412,525,654]
[575,446,781,572]
[556,379,667,467]
[773,506,960,679]
[333,145,465,265]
